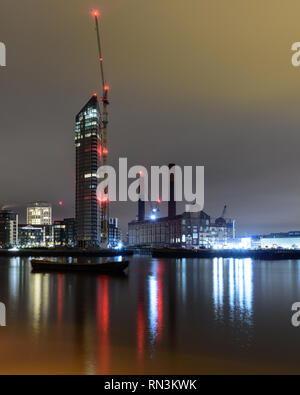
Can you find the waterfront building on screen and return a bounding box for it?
[108,218,122,248]
[258,231,300,249]
[75,95,102,248]
[54,218,76,247]
[18,224,53,248]
[0,210,18,249]
[27,201,52,225]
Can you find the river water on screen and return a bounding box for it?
[0,255,300,374]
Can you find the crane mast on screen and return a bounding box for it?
[92,10,110,248]
[221,205,227,219]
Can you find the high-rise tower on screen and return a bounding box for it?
[75,95,102,248]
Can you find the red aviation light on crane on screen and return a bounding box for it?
[92,10,100,18]
[97,143,102,159]
[97,196,109,205]
[58,201,63,206]
[104,85,110,91]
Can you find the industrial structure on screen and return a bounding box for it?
[128,165,235,248]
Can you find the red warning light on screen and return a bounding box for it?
[104,85,110,91]
[93,93,97,97]
[103,147,109,155]
[97,196,109,205]
[58,201,63,206]
[157,199,162,204]
[92,10,100,18]
[97,144,102,159]
[99,57,103,62]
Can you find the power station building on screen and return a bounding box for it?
[75,95,102,248]
[128,165,235,248]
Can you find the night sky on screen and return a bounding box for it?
[1,0,300,236]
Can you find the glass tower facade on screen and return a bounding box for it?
[75,95,102,248]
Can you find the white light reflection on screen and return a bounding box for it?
[148,272,158,345]
[229,258,234,310]
[213,258,224,319]
[213,258,253,325]
[9,258,20,300]
[32,275,42,333]
[177,258,187,304]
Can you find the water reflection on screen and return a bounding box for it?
[177,258,187,304]
[96,276,110,374]
[56,274,64,330]
[137,290,145,364]
[148,261,164,348]
[9,258,21,299]
[4,255,295,374]
[213,258,253,325]
[213,258,224,319]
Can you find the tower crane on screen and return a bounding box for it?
[221,205,227,219]
[92,10,110,248]
[216,205,227,226]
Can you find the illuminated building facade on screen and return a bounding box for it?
[108,218,122,248]
[18,224,53,248]
[0,210,18,249]
[27,202,52,225]
[54,218,76,247]
[128,211,235,248]
[75,95,102,248]
[257,231,300,249]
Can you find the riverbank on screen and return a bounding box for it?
[151,248,300,260]
[0,248,134,258]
